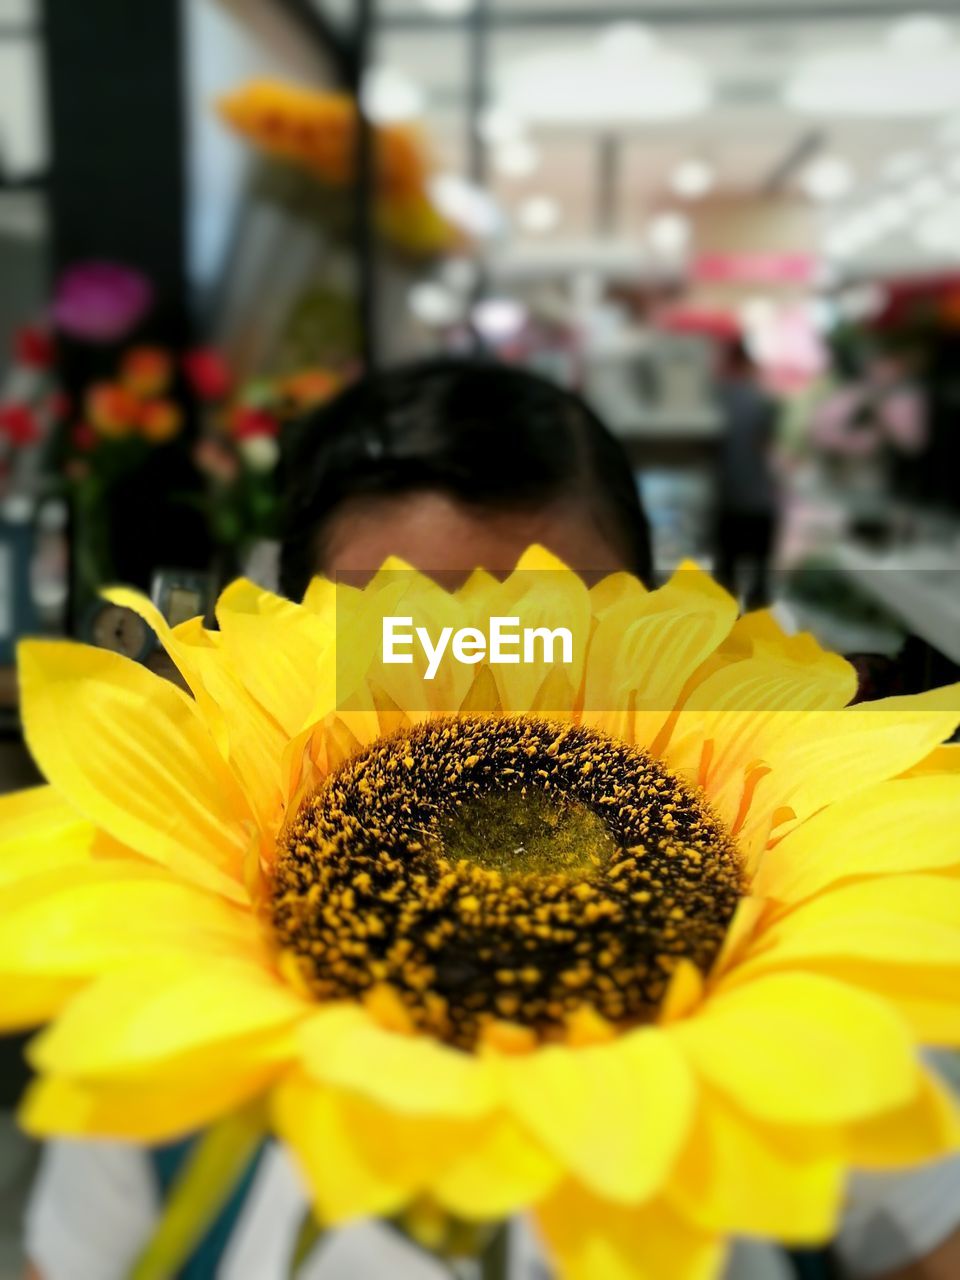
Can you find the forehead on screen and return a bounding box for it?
[318,490,629,586]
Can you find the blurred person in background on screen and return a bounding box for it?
[714,338,780,609]
[23,361,960,1280]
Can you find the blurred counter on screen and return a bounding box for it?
[835,542,960,665]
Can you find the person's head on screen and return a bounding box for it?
[279,358,651,596]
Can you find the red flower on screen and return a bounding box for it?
[46,390,72,421]
[71,422,98,453]
[14,326,55,369]
[183,348,233,401]
[230,405,279,439]
[0,403,41,446]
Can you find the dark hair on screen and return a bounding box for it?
[279,357,651,598]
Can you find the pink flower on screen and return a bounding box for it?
[52,262,153,343]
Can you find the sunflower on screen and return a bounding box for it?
[3,548,960,1280]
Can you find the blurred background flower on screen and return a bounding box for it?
[51,261,153,343]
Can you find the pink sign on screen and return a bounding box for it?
[693,252,818,285]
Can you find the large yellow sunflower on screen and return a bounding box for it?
[3,548,960,1280]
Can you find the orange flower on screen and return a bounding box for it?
[121,346,173,398]
[217,82,461,255]
[280,368,340,411]
[219,84,427,202]
[138,398,184,444]
[86,383,140,438]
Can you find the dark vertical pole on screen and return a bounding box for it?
[467,0,492,340]
[43,0,209,603]
[43,0,188,344]
[352,0,377,372]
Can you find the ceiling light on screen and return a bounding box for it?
[498,45,710,125]
[824,230,860,260]
[478,107,525,145]
[472,297,528,340]
[407,282,462,327]
[648,211,691,256]
[517,194,561,234]
[881,151,927,181]
[916,200,960,252]
[441,257,479,292]
[671,159,715,199]
[869,195,910,230]
[597,22,659,62]
[786,47,960,116]
[939,114,960,143]
[360,66,424,123]
[429,173,504,239]
[904,175,947,208]
[419,0,472,14]
[802,155,854,202]
[494,138,540,178]
[887,13,953,53]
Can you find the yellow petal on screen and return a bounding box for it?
[845,1065,960,1169]
[20,1064,278,1142]
[496,1027,694,1203]
[902,742,960,776]
[27,958,305,1080]
[583,563,737,751]
[18,640,251,901]
[0,974,83,1031]
[754,775,960,904]
[663,646,856,837]
[0,862,263,983]
[273,1072,471,1224]
[489,555,592,715]
[735,684,960,857]
[104,588,287,830]
[674,972,916,1125]
[353,568,474,716]
[434,1115,560,1219]
[589,570,648,618]
[668,1086,845,1242]
[215,578,336,736]
[0,786,95,888]
[738,875,960,978]
[298,1004,496,1118]
[535,1182,725,1280]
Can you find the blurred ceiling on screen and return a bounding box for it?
[308,1,960,274]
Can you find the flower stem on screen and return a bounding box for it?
[480,1225,510,1280]
[287,1208,324,1277]
[127,1108,264,1280]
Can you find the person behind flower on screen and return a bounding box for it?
[22,360,960,1280]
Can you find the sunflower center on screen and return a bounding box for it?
[272,715,742,1049]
